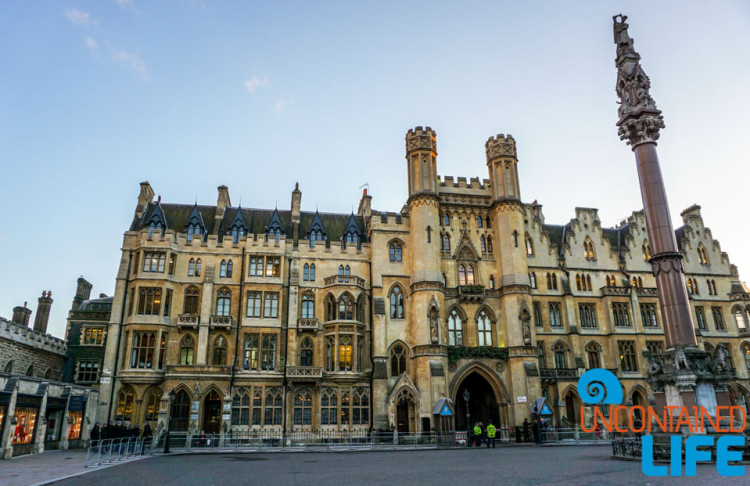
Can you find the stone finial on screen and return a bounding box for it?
[405,126,437,155]
[613,14,664,147]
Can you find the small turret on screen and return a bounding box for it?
[485,134,520,201]
[33,291,53,334]
[405,126,438,197]
[71,277,92,311]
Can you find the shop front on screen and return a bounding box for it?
[44,397,67,450]
[67,395,85,448]
[12,395,41,457]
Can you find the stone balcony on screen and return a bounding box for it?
[635,287,658,297]
[600,286,631,296]
[210,315,232,328]
[287,366,323,380]
[298,318,319,331]
[177,314,200,328]
[323,275,367,288]
[457,285,485,303]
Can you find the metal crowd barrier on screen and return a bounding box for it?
[84,437,153,467]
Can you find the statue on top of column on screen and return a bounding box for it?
[613,14,665,147]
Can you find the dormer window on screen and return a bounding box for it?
[186,223,202,242]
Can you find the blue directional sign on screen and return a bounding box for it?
[440,404,453,416]
[540,404,553,415]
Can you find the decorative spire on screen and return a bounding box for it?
[613,14,665,147]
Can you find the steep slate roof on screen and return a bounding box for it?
[133,203,366,242]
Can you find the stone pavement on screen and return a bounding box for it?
[0,448,149,486]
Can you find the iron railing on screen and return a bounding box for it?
[84,437,152,467]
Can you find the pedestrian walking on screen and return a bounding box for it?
[486,421,496,448]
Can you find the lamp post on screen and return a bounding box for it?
[164,390,176,454]
[463,389,470,447]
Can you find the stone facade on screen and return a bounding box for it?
[97,128,750,437]
[63,277,113,392]
[0,318,66,381]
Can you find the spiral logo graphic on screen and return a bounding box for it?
[577,368,623,405]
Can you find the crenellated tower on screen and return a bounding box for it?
[404,127,446,424]
[485,134,539,424]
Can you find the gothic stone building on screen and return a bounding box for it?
[97,127,750,436]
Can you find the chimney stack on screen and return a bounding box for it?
[71,277,92,311]
[12,302,32,327]
[33,291,53,334]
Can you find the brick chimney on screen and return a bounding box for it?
[71,277,92,311]
[12,302,32,327]
[33,291,53,334]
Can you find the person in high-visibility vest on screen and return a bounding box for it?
[473,423,482,447]
[486,421,496,448]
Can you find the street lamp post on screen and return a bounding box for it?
[164,390,176,454]
[463,389,470,447]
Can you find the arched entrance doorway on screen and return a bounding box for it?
[171,390,190,432]
[202,390,222,434]
[394,389,416,433]
[564,390,580,426]
[454,372,500,431]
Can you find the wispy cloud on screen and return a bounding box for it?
[115,0,139,13]
[65,8,99,28]
[113,50,151,80]
[275,99,288,112]
[190,0,208,12]
[85,36,99,58]
[245,75,269,94]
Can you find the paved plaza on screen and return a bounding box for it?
[27,446,741,486]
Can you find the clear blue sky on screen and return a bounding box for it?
[1,1,749,338]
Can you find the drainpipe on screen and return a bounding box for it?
[107,249,133,420]
[368,259,374,434]
[282,257,292,444]
[229,248,246,395]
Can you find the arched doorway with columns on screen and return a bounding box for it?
[202,389,223,434]
[450,362,509,431]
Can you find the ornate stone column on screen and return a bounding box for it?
[612,15,733,429]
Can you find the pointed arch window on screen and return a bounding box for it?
[303,263,310,281]
[480,236,487,253]
[301,292,315,319]
[212,335,227,365]
[529,272,537,289]
[338,265,345,276]
[643,242,652,261]
[144,389,161,421]
[441,234,451,252]
[743,342,750,370]
[733,306,748,331]
[184,286,200,314]
[697,245,709,265]
[525,235,534,256]
[170,390,190,431]
[443,214,450,226]
[326,337,335,371]
[309,263,316,281]
[587,275,592,291]
[300,337,313,366]
[179,335,195,365]
[458,264,475,286]
[131,331,156,368]
[345,265,351,276]
[390,286,405,319]
[576,274,582,291]
[338,335,352,371]
[426,226,432,243]
[553,342,568,369]
[489,275,495,289]
[585,341,601,369]
[513,230,519,248]
[448,309,463,346]
[216,287,231,316]
[389,241,403,262]
[220,260,227,278]
[137,288,161,315]
[188,258,195,276]
[477,310,492,346]
[115,387,135,421]
[338,294,354,320]
[687,278,695,294]
[584,240,596,260]
[321,387,338,425]
[487,236,493,254]
[195,259,202,277]
[293,389,313,425]
[324,294,336,322]
[486,216,491,228]
[477,215,483,228]
[391,344,406,376]
[4,360,12,373]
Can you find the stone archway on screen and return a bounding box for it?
[454,372,501,431]
[394,388,417,434]
[202,390,222,434]
[563,388,581,426]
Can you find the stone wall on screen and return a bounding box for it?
[0,318,66,381]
